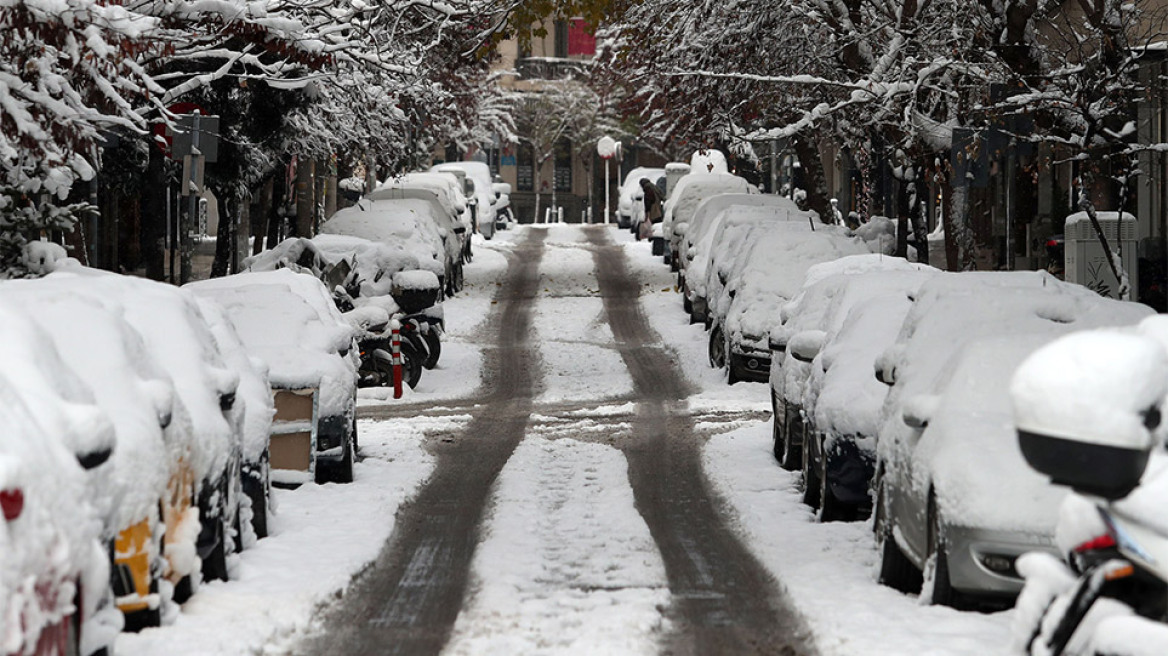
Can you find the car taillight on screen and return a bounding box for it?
[1074,534,1117,553]
[1,488,24,521]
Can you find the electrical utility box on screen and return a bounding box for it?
[1064,211,1138,299]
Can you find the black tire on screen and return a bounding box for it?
[422,330,441,370]
[333,432,355,484]
[683,293,693,315]
[246,469,268,540]
[202,527,228,583]
[772,396,786,463]
[876,481,923,593]
[801,439,821,509]
[779,407,802,471]
[173,574,194,604]
[818,456,854,522]
[927,497,962,608]
[400,343,424,389]
[454,264,465,293]
[708,324,727,369]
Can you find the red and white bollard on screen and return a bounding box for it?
[390,319,403,399]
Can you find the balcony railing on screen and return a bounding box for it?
[515,57,592,81]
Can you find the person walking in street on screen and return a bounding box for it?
[638,178,662,241]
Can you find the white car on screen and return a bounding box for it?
[705,220,871,384]
[431,161,497,239]
[661,172,757,270]
[616,166,665,229]
[873,272,1153,607]
[680,193,802,319]
[189,270,359,487]
[322,198,453,294]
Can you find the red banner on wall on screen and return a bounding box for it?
[568,19,596,56]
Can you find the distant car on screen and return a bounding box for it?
[872,272,1153,607]
[367,175,468,293]
[189,270,360,487]
[617,167,666,229]
[680,194,803,318]
[321,198,452,296]
[705,221,870,384]
[661,172,757,270]
[431,162,497,239]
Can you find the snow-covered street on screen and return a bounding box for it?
[113,224,1014,655]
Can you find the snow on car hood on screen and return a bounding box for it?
[188,270,357,417]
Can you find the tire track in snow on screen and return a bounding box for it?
[293,229,546,656]
[586,226,816,656]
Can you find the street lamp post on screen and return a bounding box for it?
[597,136,619,224]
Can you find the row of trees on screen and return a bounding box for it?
[592,0,1168,288]
[1,0,592,277]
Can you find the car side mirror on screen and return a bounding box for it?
[77,446,113,470]
[901,395,938,429]
[788,330,825,364]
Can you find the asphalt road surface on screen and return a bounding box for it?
[295,226,814,656]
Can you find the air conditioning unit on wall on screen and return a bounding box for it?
[1064,211,1138,299]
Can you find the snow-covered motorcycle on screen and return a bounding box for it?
[1010,330,1168,656]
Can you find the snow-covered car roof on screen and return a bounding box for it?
[713,223,871,351]
[320,198,447,277]
[876,273,1154,531]
[683,193,801,268]
[375,172,467,216]
[244,234,422,303]
[187,270,357,415]
[618,167,666,214]
[662,173,757,239]
[687,201,812,300]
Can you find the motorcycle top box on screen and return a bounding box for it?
[1011,330,1168,500]
[1017,429,1150,501]
[391,270,441,315]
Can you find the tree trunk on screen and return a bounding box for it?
[895,178,910,258]
[911,170,930,265]
[793,136,831,223]
[295,158,314,237]
[143,145,167,281]
[945,181,977,270]
[211,195,233,278]
[252,178,272,256]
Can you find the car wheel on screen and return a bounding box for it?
[202,525,228,583]
[818,457,854,522]
[926,497,962,608]
[245,455,269,540]
[801,439,821,509]
[332,433,356,484]
[708,324,727,369]
[454,264,465,293]
[173,574,194,604]
[779,409,802,471]
[771,395,786,463]
[683,293,693,315]
[422,330,441,370]
[875,480,922,593]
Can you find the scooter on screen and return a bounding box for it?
[1011,331,1168,656]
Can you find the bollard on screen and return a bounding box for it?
[390,319,403,399]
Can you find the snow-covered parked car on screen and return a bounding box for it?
[872,272,1153,607]
[0,271,254,625]
[188,270,359,487]
[321,198,452,296]
[705,221,871,384]
[492,182,514,230]
[431,161,497,239]
[0,300,119,655]
[765,256,937,521]
[617,166,665,229]
[661,172,757,270]
[680,194,803,320]
[373,171,472,273]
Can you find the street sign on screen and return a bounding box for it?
[171,114,220,163]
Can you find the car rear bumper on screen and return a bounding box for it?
[945,525,1056,597]
[823,438,875,506]
[729,351,771,382]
